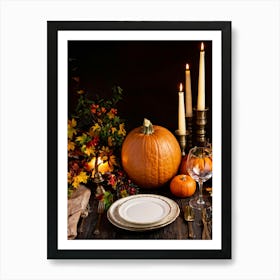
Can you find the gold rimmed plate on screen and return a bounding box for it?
[107,194,180,231]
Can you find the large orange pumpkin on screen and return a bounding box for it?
[121,118,181,188]
[170,174,196,198]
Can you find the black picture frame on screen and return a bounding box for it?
[47,21,231,259]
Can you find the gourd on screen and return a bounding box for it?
[170,174,196,198]
[121,118,181,188]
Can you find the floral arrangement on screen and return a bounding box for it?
[67,85,139,206]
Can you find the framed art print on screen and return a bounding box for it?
[47,21,231,259]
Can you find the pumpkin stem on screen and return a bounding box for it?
[142,118,154,135]
[180,175,187,181]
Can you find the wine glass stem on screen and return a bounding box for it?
[197,180,204,204]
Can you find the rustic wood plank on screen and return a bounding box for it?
[76,185,212,240]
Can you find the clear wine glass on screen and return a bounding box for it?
[187,146,212,210]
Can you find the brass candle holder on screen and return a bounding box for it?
[186,116,193,150]
[175,130,189,157]
[93,171,104,185]
[193,108,209,146]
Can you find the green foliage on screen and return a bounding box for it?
[72,85,124,130]
[103,191,114,211]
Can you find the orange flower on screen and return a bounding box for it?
[91,104,99,114]
[107,108,117,119]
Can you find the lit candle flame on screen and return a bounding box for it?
[97,157,103,165]
[179,83,183,92]
[186,63,189,70]
[88,157,104,169]
[201,42,204,51]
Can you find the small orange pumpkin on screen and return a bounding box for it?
[190,157,212,173]
[170,174,196,197]
[121,118,181,188]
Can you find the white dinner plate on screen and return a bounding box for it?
[107,194,180,231]
[118,195,171,225]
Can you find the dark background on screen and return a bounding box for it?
[68,40,212,140]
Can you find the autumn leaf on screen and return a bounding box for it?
[72,171,89,188]
[111,127,117,134]
[109,155,118,167]
[68,141,75,151]
[68,118,77,139]
[76,133,90,145]
[118,123,126,136]
[108,136,113,147]
[90,123,101,135]
[82,145,96,157]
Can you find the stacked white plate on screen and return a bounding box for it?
[107,194,180,231]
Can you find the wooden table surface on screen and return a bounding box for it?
[76,183,212,240]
